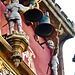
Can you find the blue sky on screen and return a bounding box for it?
[56,0,75,75]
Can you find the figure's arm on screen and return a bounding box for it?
[4,8,9,21]
[18,4,32,14]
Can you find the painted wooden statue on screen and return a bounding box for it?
[4,0,30,34]
[51,49,59,75]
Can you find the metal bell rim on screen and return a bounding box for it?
[24,8,43,22]
[35,23,54,37]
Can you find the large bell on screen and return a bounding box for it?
[35,12,54,37]
[24,1,43,22]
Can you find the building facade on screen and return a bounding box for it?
[0,0,75,75]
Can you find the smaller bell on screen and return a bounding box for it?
[29,1,35,5]
[35,12,54,37]
[24,1,43,22]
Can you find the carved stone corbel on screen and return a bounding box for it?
[6,30,29,67]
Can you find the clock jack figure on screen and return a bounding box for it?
[46,47,59,75]
[46,31,60,75]
[51,28,60,75]
[51,49,59,75]
[46,38,55,56]
[4,0,30,34]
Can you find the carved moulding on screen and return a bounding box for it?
[0,34,36,75]
[0,56,17,75]
[6,30,29,67]
[22,47,36,74]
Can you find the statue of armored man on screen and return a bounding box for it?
[4,0,30,34]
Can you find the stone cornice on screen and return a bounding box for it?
[42,0,75,37]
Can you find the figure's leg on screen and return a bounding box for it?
[53,69,58,75]
[9,21,14,34]
[16,19,22,33]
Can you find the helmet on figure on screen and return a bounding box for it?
[11,0,19,3]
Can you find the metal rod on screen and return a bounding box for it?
[40,41,47,45]
[37,41,44,49]
[2,22,9,27]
